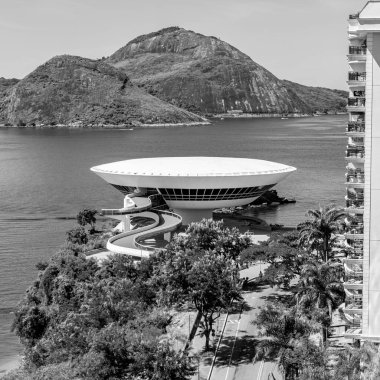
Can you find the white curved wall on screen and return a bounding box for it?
[92,171,292,189]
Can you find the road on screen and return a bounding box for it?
[190,263,284,380]
[209,281,283,380]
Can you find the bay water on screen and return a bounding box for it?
[0,115,347,368]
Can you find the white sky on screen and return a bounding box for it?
[0,0,366,89]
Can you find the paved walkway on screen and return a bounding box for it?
[190,263,283,380]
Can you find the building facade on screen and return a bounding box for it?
[91,157,296,224]
[345,1,380,341]
[90,156,296,258]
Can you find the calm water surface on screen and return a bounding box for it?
[0,115,347,367]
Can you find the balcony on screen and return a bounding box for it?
[348,98,366,107]
[345,327,362,338]
[344,270,363,289]
[346,172,365,188]
[346,167,364,177]
[345,198,364,214]
[353,90,365,97]
[346,197,364,206]
[345,147,365,163]
[345,231,364,253]
[346,187,364,213]
[344,306,363,314]
[348,72,366,87]
[348,137,364,148]
[348,72,366,81]
[345,297,363,310]
[347,97,366,112]
[347,188,364,200]
[345,222,364,240]
[344,237,364,258]
[344,260,363,274]
[344,312,362,338]
[346,121,365,136]
[344,281,363,290]
[349,46,366,55]
[344,293,363,314]
[345,249,364,259]
[348,46,367,64]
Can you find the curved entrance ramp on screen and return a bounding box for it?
[90,194,182,261]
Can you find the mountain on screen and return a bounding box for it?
[282,80,348,113]
[0,77,19,108]
[0,55,204,126]
[0,28,347,127]
[0,77,19,92]
[107,27,315,115]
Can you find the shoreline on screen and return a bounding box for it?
[210,112,347,120]
[0,112,347,129]
[0,120,211,130]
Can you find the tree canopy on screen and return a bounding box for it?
[169,218,251,260]
[241,230,308,288]
[9,218,250,378]
[254,303,327,380]
[153,247,241,350]
[76,208,98,232]
[297,204,346,262]
[11,252,194,379]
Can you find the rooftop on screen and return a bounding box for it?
[360,1,380,19]
[91,157,296,177]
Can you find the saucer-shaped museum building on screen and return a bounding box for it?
[91,157,296,223]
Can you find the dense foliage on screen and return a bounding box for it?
[11,250,193,380]
[76,209,98,232]
[297,204,346,262]
[241,230,307,288]
[0,55,203,126]
[250,204,355,379]
[8,218,247,379]
[7,204,373,380]
[255,303,328,379]
[151,219,248,350]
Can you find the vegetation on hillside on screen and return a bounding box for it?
[282,80,348,114]
[0,28,348,126]
[108,27,347,116]
[0,55,204,127]
[108,27,314,115]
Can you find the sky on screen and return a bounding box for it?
[0,0,366,90]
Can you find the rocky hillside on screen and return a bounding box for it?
[282,80,348,113]
[107,27,314,115]
[0,77,19,109]
[0,55,204,126]
[0,77,19,92]
[0,28,348,127]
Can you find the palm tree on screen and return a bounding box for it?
[333,343,380,380]
[297,204,346,262]
[254,304,319,379]
[296,262,345,342]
